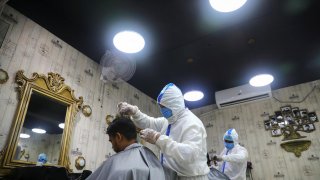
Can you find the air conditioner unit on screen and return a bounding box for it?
[215,84,272,109]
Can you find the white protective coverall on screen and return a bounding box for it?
[131,83,209,180]
[217,129,248,180]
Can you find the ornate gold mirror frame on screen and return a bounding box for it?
[0,70,83,173]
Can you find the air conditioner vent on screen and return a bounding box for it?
[215,84,272,109]
[220,93,270,108]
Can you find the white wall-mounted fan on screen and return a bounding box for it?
[100,50,136,83]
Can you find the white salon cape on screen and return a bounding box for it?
[217,129,248,180]
[86,143,165,180]
[131,84,210,180]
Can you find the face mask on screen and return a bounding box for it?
[160,107,173,118]
[224,142,234,150]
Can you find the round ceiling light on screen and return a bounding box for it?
[32,128,46,134]
[184,91,204,101]
[59,123,65,129]
[249,74,274,87]
[209,0,247,12]
[20,133,30,138]
[113,31,145,53]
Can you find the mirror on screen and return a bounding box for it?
[15,92,67,164]
[1,70,83,172]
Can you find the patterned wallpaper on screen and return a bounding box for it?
[0,5,161,172]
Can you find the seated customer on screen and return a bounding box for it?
[86,116,165,180]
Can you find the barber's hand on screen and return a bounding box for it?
[213,155,223,162]
[117,102,138,116]
[140,128,161,144]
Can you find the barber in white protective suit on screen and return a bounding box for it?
[118,83,210,180]
[213,129,248,180]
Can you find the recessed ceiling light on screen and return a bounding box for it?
[184,91,204,101]
[249,74,274,87]
[59,123,65,129]
[20,133,30,138]
[209,0,247,12]
[113,31,145,53]
[32,128,46,134]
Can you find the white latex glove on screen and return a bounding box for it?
[117,102,139,116]
[140,128,161,144]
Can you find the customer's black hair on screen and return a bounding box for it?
[106,116,137,140]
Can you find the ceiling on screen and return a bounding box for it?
[8,0,320,109]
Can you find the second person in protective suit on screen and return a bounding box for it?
[118,83,210,180]
[213,129,248,180]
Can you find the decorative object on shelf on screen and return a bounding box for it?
[280,140,311,157]
[75,156,86,170]
[263,105,317,157]
[0,68,9,84]
[82,105,92,117]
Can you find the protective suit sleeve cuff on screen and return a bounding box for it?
[221,155,227,161]
[155,135,168,148]
[131,110,143,120]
